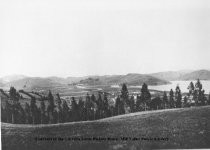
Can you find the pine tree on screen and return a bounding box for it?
[62,100,69,122]
[162,91,168,109]
[115,95,124,115]
[4,100,12,123]
[121,83,129,106]
[141,83,151,110]
[188,82,195,95]
[70,97,79,121]
[129,95,135,112]
[16,103,25,123]
[150,96,162,110]
[47,90,55,123]
[115,96,121,115]
[97,93,104,118]
[135,94,142,111]
[193,79,206,106]
[30,97,37,124]
[40,100,46,124]
[169,89,175,108]
[175,86,182,108]
[208,93,210,105]
[85,93,93,120]
[78,97,85,121]
[103,93,109,117]
[56,93,62,123]
[1,106,6,122]
[9,87,20,123]
[24,103,31,124]
[183,96,188,107]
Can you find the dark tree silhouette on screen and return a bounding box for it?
[9,87,20,123]
[56,93,62,123]
[129,95,135,112]
[169,89,175,108]
[30,97,38,124]
[62,100,69,122]
[97,93,104,119]
[175,86,182,108]
[103,93,109,117]
[136,94,142,111]
[47,90,55,124]
[4,100,12,123]
[78,97,85,121]
[150,96,162,110]
[121,83,129,107]
[24,103,31,124]
[183,96,188,107]
[70,97,79,121]
[188,81,195,95]
[208,93,210,105]
[193,79,206,106]
[140,83,151,110]
[162,91,168,109]
[40,101,46,124]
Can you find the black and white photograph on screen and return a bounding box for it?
[0,0,210,149]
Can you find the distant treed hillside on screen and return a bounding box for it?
[150,70,210,81]
[79,74,170,86]
[150,71,190,81]
[1,70,210,90]
[0,75,27,83]
[180,70,210,80]
[4,77,65,90]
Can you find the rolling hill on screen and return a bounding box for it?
[78,74,170,86]
[1,106,210,150]
[1,74,170,91]
[1,70,210,91]
[150,70,191,81]
[180,70,210,80]
[4,77,66,91]
[0,74,27,83]
[150,69,210,81]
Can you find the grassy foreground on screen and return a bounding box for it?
[1,106,210,150]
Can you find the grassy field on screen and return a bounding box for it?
[1,106,210,150]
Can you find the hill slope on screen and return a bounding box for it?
[79,74,170,86]
[150,70,191,81]
[0,74,27,83]
[150,70,210,81]
[4,77,65,91]
[180,70,210,80]
[2,106,210,150]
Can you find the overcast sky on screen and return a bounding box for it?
[0,0,210,77]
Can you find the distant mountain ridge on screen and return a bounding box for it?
[1,69,210,90]
[0,75,27,83]
[180,70,210,80]
[150,69,210,81]
[78,74,169,86]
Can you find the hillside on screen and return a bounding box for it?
[180,70,210,80]
[150,70,210,81]
[2,106,210,150]
[0,74,27,83]
[79,74,170,86]
[150,70,191,81]
[4,77,66,91]
[0,74,170,91]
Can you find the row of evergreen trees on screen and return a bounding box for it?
[1,79,210,124]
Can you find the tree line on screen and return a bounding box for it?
[1,79,210,124]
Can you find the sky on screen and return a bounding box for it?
[0,0,210,77]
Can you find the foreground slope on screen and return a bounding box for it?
[2,106,210,150]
